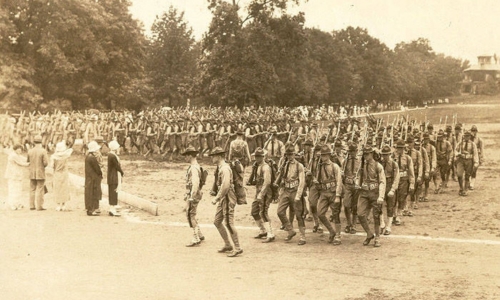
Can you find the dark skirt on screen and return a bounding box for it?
[108,184,118,205]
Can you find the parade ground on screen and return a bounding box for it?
[2,99,500,300]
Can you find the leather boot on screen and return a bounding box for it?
[196,225,205,241]
[262,222,275,243]
[298,226,306,245]
[216,224,230,246]
[254,219,267,238]
[358,215,372,237]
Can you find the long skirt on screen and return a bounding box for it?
[7,179,23,209]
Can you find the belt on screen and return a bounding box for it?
[400,171,408,177]
[344,178,355,185]
[319,182,336,190]
[361,183,379,191]
[284,180,299,189]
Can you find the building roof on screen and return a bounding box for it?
[464,64,500,72]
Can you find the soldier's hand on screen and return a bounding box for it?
[424,174,429,181]
[387,190,395,198]
[409,187,414,193]
[312,179,319,184]
[334,196,340,203]
[417,177,422,184]
[211,199,218,205]
[354,184,361,190]
[210,190,217,196]
[376,197,384,205]
[256,196,262,202]
[188,198,194,202]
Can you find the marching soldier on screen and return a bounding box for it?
[356,145,386,247]
[264,128,285,163]
[421,133,437,201]
[305,143,323,233]
[182,146,205,247]
[228,130,252,169]
[276,144,307,245]
[455,131,479,196]
[341,142,360,234]
[414,138,430,205]
[314,145,343,245]
[393,139,415,226]
[379,145,399,235]
[209,147,243,257]
[434,131,453,192]
[406,136,422,215]
[248,148,275,243]
[469,125,484,190]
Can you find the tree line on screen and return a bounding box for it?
[0,0,470,111]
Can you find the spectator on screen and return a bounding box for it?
[50,141,73,211]
[27,135,49,211]
[5,144,29,210]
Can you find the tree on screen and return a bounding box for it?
[334,27,395,103]
[147,6,198,107]
[2,0,146,110]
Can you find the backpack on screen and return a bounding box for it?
[267,159,279,202]
[199,166,208,189]
[230,160,247,205]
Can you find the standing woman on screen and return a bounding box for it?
[107,140,123,216]
[49,140,73,211]
[50,141,73,211]
[85,141,102,216]
[5,144,29,210]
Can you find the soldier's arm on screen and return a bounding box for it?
[431,146,437,171]
[258,164,271,199]
[472,143,479,167]
[391,161,400,193]
[334,164,343,198]
[422,148,430,178]
[228,142,233,161]
[478,138,484,162]
[295,163,306,201]
[245,143,252,163]
[447,141,453,164]
[417,151,423,181]
[191,167,200,198]
[377,163,386,200]
[215,166,231,201]
[407,156,415,190]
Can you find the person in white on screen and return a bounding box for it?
[5,144,30,210]
[49,141,73,211]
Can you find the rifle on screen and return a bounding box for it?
[273,157,288,188]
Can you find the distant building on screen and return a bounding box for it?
[462,55,500,94]
[461,55,500,94]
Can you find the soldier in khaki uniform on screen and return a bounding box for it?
[434,131,453,192]
[421,133,437,201]
[406,136,422,216]
[393,139,415,226]
[182,146,205,247]
[469,125,484,190]
[249,148,275,243]
[314,145,343,245]
[341,142,360,234]
[356,145,386,247]
[379,145,399,235]
[455,131,479,196]
[209,147,243,257]
[276,145,307,245]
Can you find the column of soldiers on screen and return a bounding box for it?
[1,109,485,253]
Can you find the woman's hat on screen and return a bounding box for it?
[87,141,101,153]
[108,140,120,151]
[55,141,67,153]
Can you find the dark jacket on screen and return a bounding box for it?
[85,153,102,205]
[107,153,124,185]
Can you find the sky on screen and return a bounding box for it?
[129,0,500,64]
